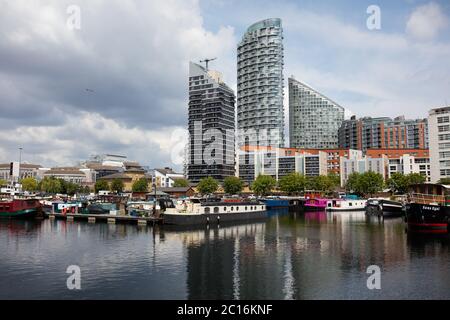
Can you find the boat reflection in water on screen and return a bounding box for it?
[0,207,449,299]
[304,211,327,224]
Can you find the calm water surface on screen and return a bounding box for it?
[0,210,449,299]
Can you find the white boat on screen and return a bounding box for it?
[163,198,267,225]
[325,198,367,212]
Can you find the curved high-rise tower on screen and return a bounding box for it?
[237,18,285,149]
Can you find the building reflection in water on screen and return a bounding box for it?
[0,211,449,299]
[177,210,449,299]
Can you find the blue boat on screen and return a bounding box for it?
[262,198,289,209]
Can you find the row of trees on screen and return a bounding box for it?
[7,171,429,197]
[94,177,149,193]
[195,171,427,197]
[194,173,341,196]
[20,177,91,195]
[345,171,426,197]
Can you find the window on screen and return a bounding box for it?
[438,116,450,124]
[439,134,450,141]
[439,143,450,149]
[439,152,450,159]
[204,207,210,214]
[214,207,219,213]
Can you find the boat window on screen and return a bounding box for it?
[214,207,219,213]
[236,207,239,211]
[224,207,227,211]
[245,206,248,211]
[349,202,352,206]
[204,207,210,214]
[231,207,234,211]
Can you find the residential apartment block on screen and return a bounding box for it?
[429,106,450,183]
[237,18,285,149]
[289,78,344,149]
[338,115,428,151]
[187,62,236,182]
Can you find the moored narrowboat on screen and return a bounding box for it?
[366,198,404,217]
[163,198,267,225]
[405,184,450,233]
[325,198,367,212]
[0,199,42,219]
[304,198,328,211]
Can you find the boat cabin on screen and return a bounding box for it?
[409,184,450,206]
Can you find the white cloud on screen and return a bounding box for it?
[0,0,236,168]
[406,2,449,40]
[0,111,186,169]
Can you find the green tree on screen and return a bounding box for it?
[346,171,384,197]
[223,176,244,195]
[111,178,125,193]
[173,178,190,188]
[278,173,306,194]
[251,175,276,196]
[0,179,7,186]
[65,181,81,195]
[407,173,426,186]
[95,180,110,193]
[388,172,426,194]
[438,177,450,185]
[327,173,341,188]
[387,172,408,194]
[305,175,336,193]
[81,185,91,194]
[132,178,149,192]
[21,177,38,191]
[197,177,219,195]
[39,177,62,194]
[345,172,361,194]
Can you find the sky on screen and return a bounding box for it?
[0,0,449,171]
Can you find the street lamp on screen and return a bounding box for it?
[152,182,156,215]
[18,147,23,183]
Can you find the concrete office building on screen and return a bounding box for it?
[187,62,236,182]
[237,18,285,149]
[237,146,327,182]
[429,106,450,183]
[340,155,388,187]
[289,78,344,149]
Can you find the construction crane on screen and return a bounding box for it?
[199,57,217,71]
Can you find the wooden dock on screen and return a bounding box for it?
[47,212,163,226]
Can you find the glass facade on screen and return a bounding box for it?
[187,62,236,182]
[338,116,428,151]
[289,78,344,149]
[237,18,285,149]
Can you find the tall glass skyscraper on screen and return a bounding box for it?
[237,18,285,148]
[187,62,235,182]
[289,77,344,149]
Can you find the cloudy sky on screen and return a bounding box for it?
[1,0,449,170]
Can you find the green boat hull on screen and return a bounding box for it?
[0,208,39,219]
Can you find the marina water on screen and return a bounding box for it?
[0,210,449,299]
